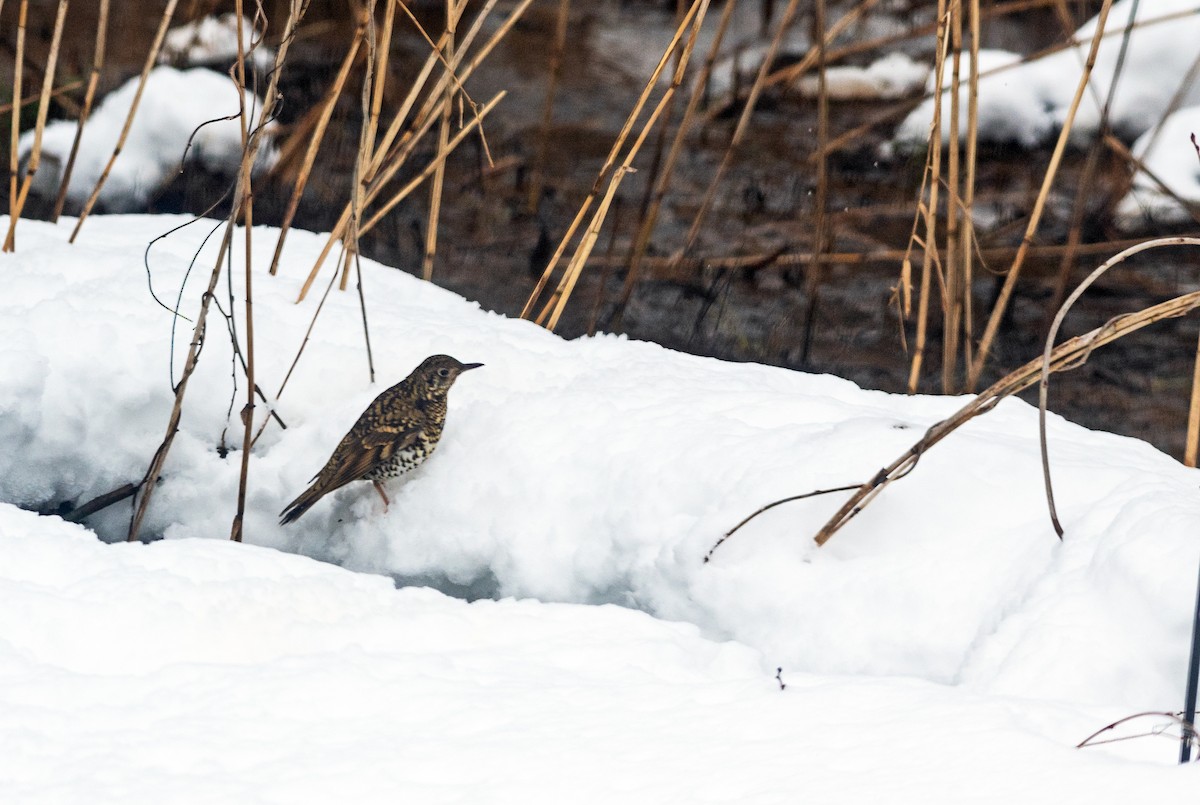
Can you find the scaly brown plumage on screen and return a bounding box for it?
[280,354,482,525]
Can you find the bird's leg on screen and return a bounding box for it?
[372,480,390,512]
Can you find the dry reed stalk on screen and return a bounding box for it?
[3,0,66,253]
[360,91,504,232]
[940,0,963,392]
[1189,135,1200,468]
[543,166,632,330]
[422,0,465,282]
[609,0,736,331]
[268,25,363,275]
[807,273,1200,548]
[967,0,1115,390]
[533,0,705,330]
[297,0,529,301]
[69,0,179,244]
[526,0,571,214]
[799,0,830,366]
[960,0,980,373]
[907,1,952,393]
[520,0,708,321]
[6,0,27,239]
[51,0,107,222]
[1188,330,1200,467]
[1038,237,1200,535]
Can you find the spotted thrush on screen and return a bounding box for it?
[279,354,482,525]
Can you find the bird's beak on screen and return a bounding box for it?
[461,362,484,371]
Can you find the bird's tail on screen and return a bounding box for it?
[279,482,324,525]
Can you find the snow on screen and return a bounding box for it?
[3,212,1200,799]
[18,66,276,214]
[796,51,928,100]
[889,0,1200,151]
[1115,105,1200,228]
[159,12,276,71]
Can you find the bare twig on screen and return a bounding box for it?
[1077,711,1188,749]
[705,484,862,562]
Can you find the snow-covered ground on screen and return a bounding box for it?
[3,214,1200,800]
[889,0,1200,151]
[18,66,275,214]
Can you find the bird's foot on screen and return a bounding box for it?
[373,480,391,512]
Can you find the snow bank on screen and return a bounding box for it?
[3,213,1199,731]
[5,502,1197,801]
[796,52,928,100]
[889,0,1200,151]
[18,66,275,213]
[1115,105,1200,228]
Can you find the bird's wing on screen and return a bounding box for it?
[313,425,421,493]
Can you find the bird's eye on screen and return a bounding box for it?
[438,368,450,378]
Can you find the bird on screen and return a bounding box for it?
[279,354,483,525]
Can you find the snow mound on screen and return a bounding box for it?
[5,503,1197,801]
[19,66,276,214]
[796,52,928,100]
[1,214,1199,718]
[1115,105,1200,228]
[889,0,1200,151]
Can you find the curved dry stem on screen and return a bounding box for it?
[1038,236,1200,537]
[811,281,1200,547]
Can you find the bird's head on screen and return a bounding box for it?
[416,354,484,392]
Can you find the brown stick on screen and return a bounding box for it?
[907,2,952,392]
[64,482,140,523]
